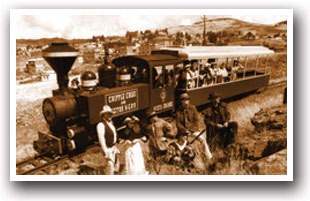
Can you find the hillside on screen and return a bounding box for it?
[167,17,286,36]
[16,18,287,45]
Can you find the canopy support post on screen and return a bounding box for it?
[255,56,259,76]
[243,57,248,79]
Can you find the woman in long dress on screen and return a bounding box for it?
[120,116,148,175]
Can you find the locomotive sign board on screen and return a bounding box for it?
[105,89,138,115]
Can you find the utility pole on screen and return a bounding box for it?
[202,15,207,46]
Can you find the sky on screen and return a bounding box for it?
[15,14,287,39]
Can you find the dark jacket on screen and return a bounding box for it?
[102,120,117,148]
[176,104,199,135]
[203,102,237,149]
[203,102,230,126]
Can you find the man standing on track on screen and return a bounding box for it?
[97,105,120,175]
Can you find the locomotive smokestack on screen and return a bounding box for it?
[42,43,78,93]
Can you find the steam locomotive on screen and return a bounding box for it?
[33,43,273,156]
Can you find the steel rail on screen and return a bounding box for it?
[16,144,99,175]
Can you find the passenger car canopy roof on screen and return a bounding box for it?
[155,46,275,60]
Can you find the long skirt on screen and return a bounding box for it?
[123,141,148,175]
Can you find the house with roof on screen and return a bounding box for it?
[242,30,257,40]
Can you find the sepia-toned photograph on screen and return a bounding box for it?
[10,9,292,181]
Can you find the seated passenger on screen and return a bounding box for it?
[153,69,163,88]
[136,68,148,83]
[210,62,218,84]
[130,66,138,83]
[220,64,229,82]
[211,63,222,84]
[198,64,207,87]
[231,60,244,81]
[190,60,199,88]
[165,69,174,86]
[185,64,195,89]
[174,64,183,86]
[177,68,187,89]
[205,63,213,85]
[154,74,163,88]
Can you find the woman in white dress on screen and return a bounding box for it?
[120,116,148,175]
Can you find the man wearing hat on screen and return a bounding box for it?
[203,91,238,151]
[190,60,199,88]
[182,64,193,89]
[176,93,212,160]
[97,105,120,175]
[146,111,174,160]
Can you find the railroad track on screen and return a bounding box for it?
[268,80,287,89]
[16,144,99,175]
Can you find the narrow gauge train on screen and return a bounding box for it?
[33,43,274,156]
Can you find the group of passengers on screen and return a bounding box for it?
[152,59,244,89]
[96,92,238,175]
[177,59,244,89]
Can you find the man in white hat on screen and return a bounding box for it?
[97,105,119,175]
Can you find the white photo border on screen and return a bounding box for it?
[10,8,293,181]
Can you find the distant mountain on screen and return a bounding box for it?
[166,17,286,36]
[16,37,91,46]
[274,20,287,30]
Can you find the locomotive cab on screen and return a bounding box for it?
[113,54,182,115]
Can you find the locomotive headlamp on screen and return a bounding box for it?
[66,126,85,139]
[67,129,75,139]
[66,139,76,151]
[81,71,97,90]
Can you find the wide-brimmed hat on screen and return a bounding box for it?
[208,91,221,100]
[132,116,140,122]
[123,117,132,124]
[99,105,114,116]
[123,116,140,124]
[184,64,191,69]
[180,93,190,101]
[147,111,157,118]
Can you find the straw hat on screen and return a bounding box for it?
[180,93,190,101]
[184,64,191,69]
[99,105,114,116]
[147,111,157,118]
[123,117,132,124]
[132,116,140,122]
